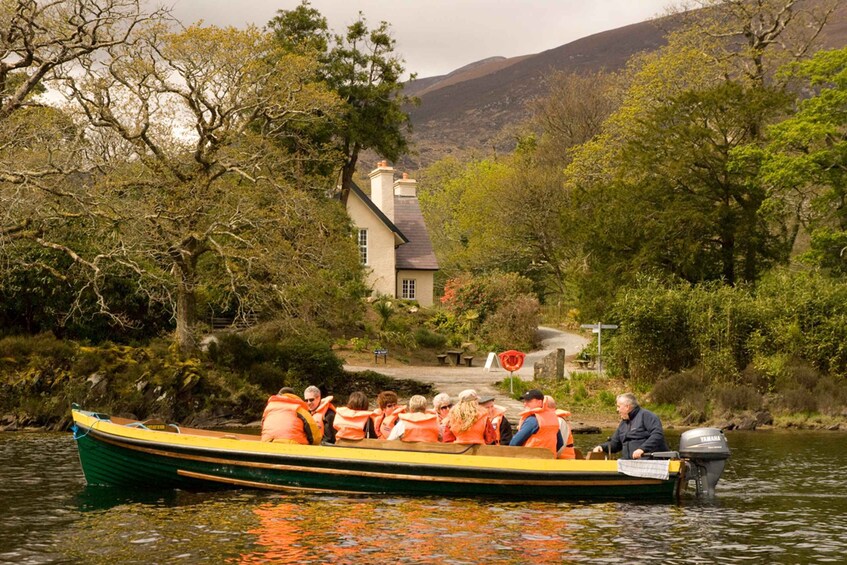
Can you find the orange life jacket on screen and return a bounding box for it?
[261,394,318,445]
[488,405,507,444]
[333,406,374,440]
[373,405,405,440]
[518,407,560,455]
[397,412,440,442]
[555,409,576,459]
[310,396,336,436]
[452,409,489,445]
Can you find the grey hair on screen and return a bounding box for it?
[457,389,478,401]
[304,385,321,398]
[432,392,451,409]
[408,395,428,413]
[617,393,638,408]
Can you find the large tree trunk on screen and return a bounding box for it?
[171,243,201,355]
[175,280,197,355]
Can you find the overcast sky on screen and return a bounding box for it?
[166,0,678,79]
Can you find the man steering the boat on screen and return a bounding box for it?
[592,393,668,459]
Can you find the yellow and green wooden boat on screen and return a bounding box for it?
[71,407,726,501]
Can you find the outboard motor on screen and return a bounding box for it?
[679,427,731,497]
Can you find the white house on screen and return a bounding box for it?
[346,161,439,306]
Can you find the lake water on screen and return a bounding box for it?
[1,429,846,564]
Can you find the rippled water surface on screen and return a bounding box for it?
[1,430,845,564]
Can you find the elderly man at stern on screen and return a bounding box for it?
[592,392,668,459]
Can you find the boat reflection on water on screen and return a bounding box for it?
[73,485,180,513]
[235,497,574,564]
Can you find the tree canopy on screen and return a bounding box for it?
[268,1,414,201]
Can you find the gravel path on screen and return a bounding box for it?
[344,326,592,423]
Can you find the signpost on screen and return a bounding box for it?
[579,322,618,373]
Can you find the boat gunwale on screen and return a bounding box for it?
[72,410,681,487]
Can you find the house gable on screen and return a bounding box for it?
[345,162,439,305]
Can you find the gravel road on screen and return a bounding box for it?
[344,326,592,423]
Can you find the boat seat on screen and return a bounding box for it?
[334,438,554,459]
[585,451,608,460]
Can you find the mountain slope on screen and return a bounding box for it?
[402,4,847,169]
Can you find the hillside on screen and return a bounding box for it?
[401,4,847,169]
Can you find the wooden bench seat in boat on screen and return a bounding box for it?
[335,438,554,459]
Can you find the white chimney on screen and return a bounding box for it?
[394,172,417,197]
[369,160,395,221]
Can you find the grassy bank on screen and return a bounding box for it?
[0,333,431,431]
[497,371,847,432]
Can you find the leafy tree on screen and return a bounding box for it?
[667,0,841,88]
[530,70,625,168]
[1,0,164,250]
[268,1,414,202]
[559,0,843,317]
[58,23,361,352]
[622,82,792,284]
[763,47,847,275]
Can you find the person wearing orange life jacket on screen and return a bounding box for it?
[432,393,452,439]
[372,390,405,439]
[509,389,563,456]
[388,395,440,442]
[543,395,576,459]
[261,387,321,445]
[478,395,513,445]
[443,389,497,445]
[304,385,337,444]
[333,391,377,440]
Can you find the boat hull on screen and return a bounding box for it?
[72,409,682,500]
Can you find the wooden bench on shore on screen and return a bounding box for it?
[575,359,594,370]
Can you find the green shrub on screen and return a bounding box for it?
[650,371,707,415]
[439,271,539,349]
[714,384,762,412]
[598,389,616,407]
[414,327,448,349]
[608,278,697,380]
[781,388,818,413]
[814,376,847,416]
[479,295,540,351]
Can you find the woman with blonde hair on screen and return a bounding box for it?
[443,389,495,444]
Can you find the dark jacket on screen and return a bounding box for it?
[498,415,513,446]
[322,408,337,444]
[600,406,668,459]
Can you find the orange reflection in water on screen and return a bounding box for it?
[236,503,310,564]
[234,497,574,564]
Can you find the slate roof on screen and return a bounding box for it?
[348,182,408,244]
[394,195,439,271]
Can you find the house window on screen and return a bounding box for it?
[402,278,416,300]
[357,229,368,264]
